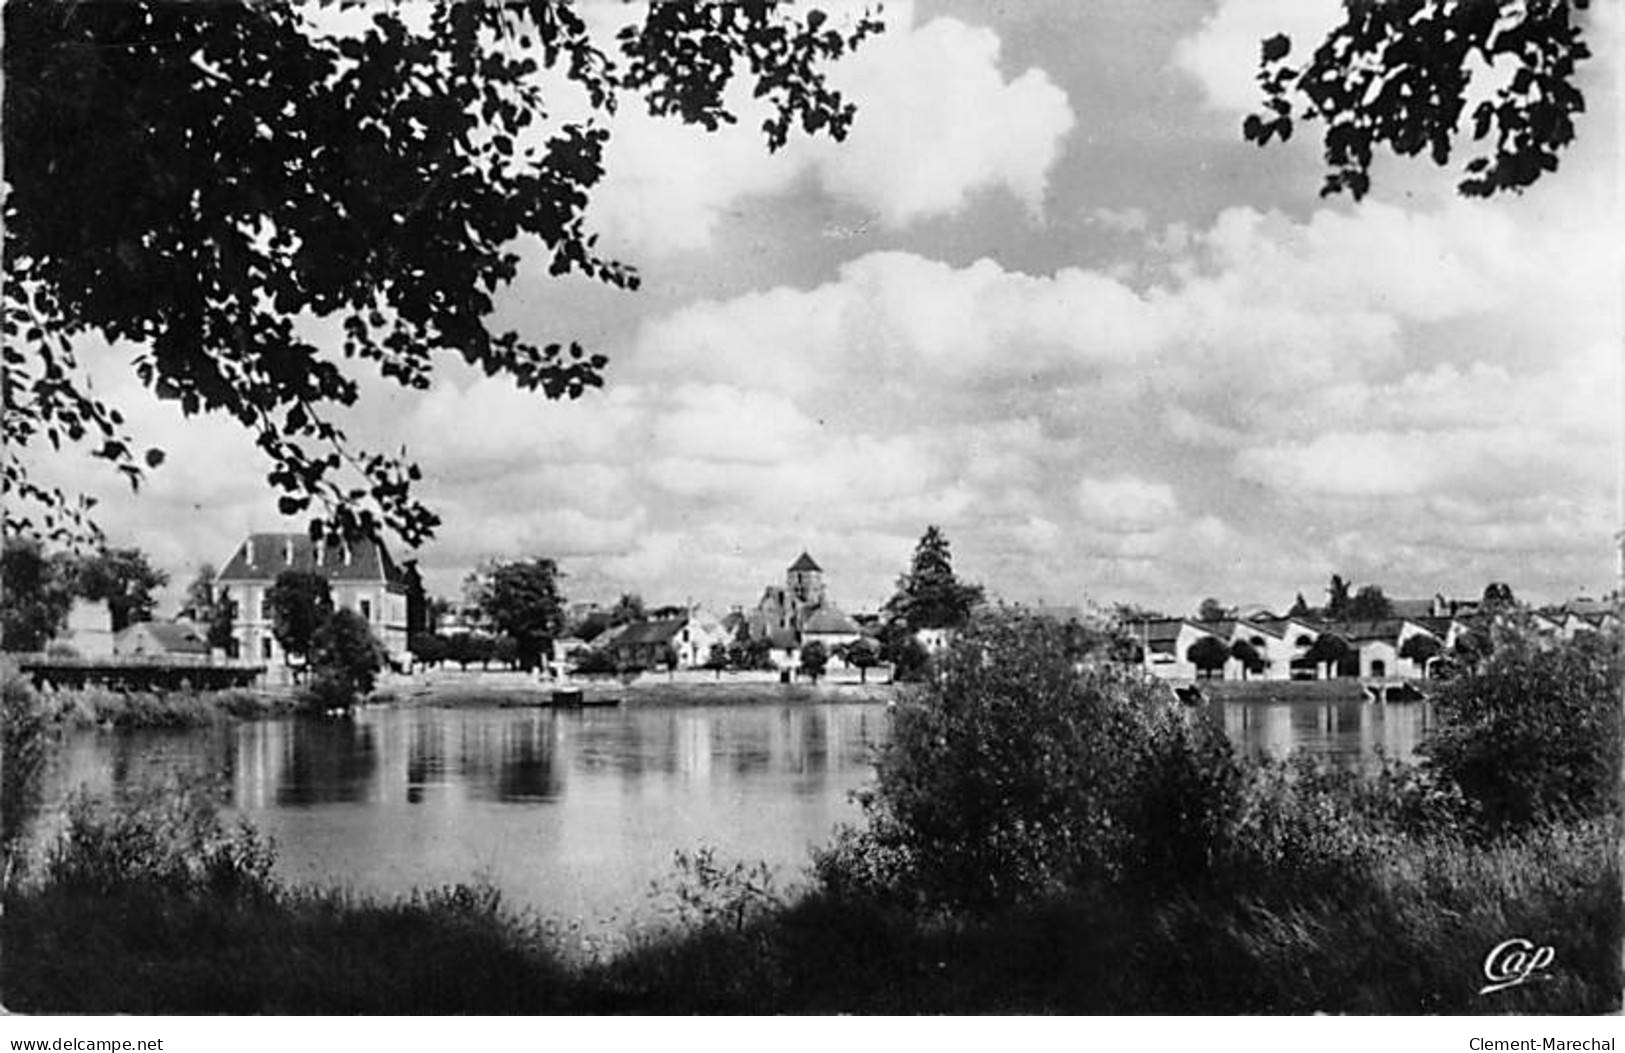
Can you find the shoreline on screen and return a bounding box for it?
[379,671,901,709]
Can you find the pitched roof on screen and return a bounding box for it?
[1327,619,1407,643]
[217,533,405,586]
[117,620,208,654]
[1388,598,1438,619]
[1138,617,1212,655]
[1233,619,1285,640]
[788,551,822,573]
[607,619,686,647]
[803,606,861,635]
[1141,617,1205,645]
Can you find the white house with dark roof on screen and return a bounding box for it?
[215,532,409,665]
[801,605,864,656]
[1226,619,1295,680]
[1138,618,1218,681]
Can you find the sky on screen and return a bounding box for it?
[44,0,1625,619]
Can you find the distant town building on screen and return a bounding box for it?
[215,532,409,664]
[114,620,208,658]
[54,599,116,658]
[747,552,864,668]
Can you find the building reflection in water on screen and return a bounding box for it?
[1221,698,1432,770]
[52,696,1432,928]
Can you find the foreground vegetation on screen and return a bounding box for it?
[3,614,1617,1014]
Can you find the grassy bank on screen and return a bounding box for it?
[0,663,299,731]
[3,812,1614,1014]
[31,683,298,729]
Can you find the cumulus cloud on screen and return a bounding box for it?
[587,6,1075,254]
[1172,0,1341,113]
[1076,476,1179,532]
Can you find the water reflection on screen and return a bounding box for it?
[45,695,1420,925]
[1221,698,1434,769]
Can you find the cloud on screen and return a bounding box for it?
[1076,476,1180,532]
[587,7,1075,254]
[808,14,1075,225]
[1172,0,1342,113]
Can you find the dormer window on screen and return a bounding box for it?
[283,538,294,564]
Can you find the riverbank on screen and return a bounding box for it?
[1191,678,1418,703]
[13,681,300,730]
[382,669,900,708]
[4,809,1615,1014]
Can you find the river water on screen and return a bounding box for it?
[44,694,1431,926]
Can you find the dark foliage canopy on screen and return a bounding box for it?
[1303,632,1353,667]
[1346,584,1394,621]
[0,539,76,651]
[266,568,334,662]
[3,1,879,546]
[1324,574,1352,619]
[1423,628,1619,833]
[1187,634,1231,674]
[886,526,984,633]
[72,548,169,632]
[1247,1,1593,200]
[474,558,564,670]
[1,539,168,649]
[308,607,386,705]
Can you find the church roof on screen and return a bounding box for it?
[803,606,860,635]
[788,551,822,573]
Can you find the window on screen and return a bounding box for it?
[261,637,273,660]
[1370,660,1386,678]
[360,599,372,621]
[259,595,271,620]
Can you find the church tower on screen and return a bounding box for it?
[786,551,826,607]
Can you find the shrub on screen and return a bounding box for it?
[651,846,783,935]
[1421,628,1620,835]
[819,609,1246,910]
[798,640,827,682]
[2,671,54,887]
[302,608,385,710]
[45,777,275,899]
[572,648,618,675]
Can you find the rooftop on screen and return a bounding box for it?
[217,533,405,586]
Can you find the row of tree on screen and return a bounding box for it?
[1195,577,1522,625]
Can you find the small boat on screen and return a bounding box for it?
[550,688,621,708]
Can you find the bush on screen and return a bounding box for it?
[45,777,275,900]
[572,648,618,675]
[302,608,385,711]
[818,609,1246,910]
[2,672,54,887]
[1421,628,1620,835]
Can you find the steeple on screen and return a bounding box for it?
[786,551,825,606]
